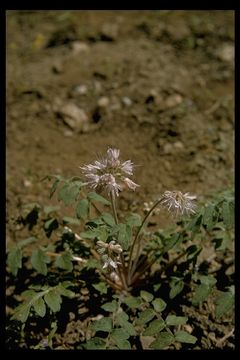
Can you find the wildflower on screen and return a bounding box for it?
[160,190,197,217]
[80,148,139,197]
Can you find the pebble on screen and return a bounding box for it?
[165,94,183,108]
[63,130,74,137]
[97,96,110,108]
[121,96,132,107]
[74,84,88,95]
[23,179,32,188]
[173,141,184,150]
[163,142,174,154]
[54,102,89,132]
[215,43,234,63]
[71,41,90,54]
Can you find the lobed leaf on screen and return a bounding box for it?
[175,331,197,344]
[143,319,166,336]
[149,331,175,349]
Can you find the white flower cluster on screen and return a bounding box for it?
[96,240,123,271]
[160,190,197,217]
[80,148,139,198]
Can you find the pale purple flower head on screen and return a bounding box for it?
[160,190,197,217]
[80,148,139,197]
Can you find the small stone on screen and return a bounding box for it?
[63,130,74,137]
[23,179,32,188]
[173,141,184,150]
[97,96,110,108]
[215,43,234,63]
[52,61,63,74]
[121,96,132,107]
[55,102,89,132]
[163,143,174,154]
[74,84,88,95]
[71,41,90,54]
[165,94,183,108]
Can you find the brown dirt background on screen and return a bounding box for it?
[6,10,234,349]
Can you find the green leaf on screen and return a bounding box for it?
[87,192,110,205]
[192,284,212,305]
[76,199,89,219]
[44,290,62,312]
[7,247,22,276]
[55,253,73,271]
[31,248,50,275]
[152,298,167,312]
[136,308,155,325]
[169,278,184,299]
[149,331,175,349]
[11,303,31,323]
[62,216,80,225]
[44,218,59,237]
[140,291,154,302]
[101,300,118,312]
[215,291,234,318]
[18,237,38,248]
[117,223,132,250]
[33,297,46,317]
[175,331,197,344]
[111,328,131,348]
[43,205,60,215]
[57,284,75,298]
[222,201,234,229]
[124,296,142,309]
[101,212,115,226]
[166,315,187,326]
[115,313,137,336]
[50,177,62,198]
[126,213,142,227]
[58,183,80,205]
[202,204,215,230]
[91,317,112,333]
[84,337,106,349]
[93,282,108,294]
[143,319,166,336]
[199,275,217,286]
[186,245,202,261]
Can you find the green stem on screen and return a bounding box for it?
[127,197,163,284]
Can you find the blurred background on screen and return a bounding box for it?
[6,10,234,230]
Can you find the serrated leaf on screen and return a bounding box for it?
[58,183,80,205]
[91,317,112,333]
[215,291,234,318]
[222,201,234,229]
[140,291,154,302]
[169,278,184,299]
[166,315,187,326]
[87,192,110,205]
[126,213,142,227]
[84,337,106,349]
[31,248,50,275]
[76,199,89,219]
[175,331,197,344]
[143,319,166,336]
[101,212,115,226]
[112,337,131,349]
[55,253,73,271]
[115,314,136,336]
[33,297,46,317]
[58,284,75,298]
[117,223,132,250]
[11,303,31,323]
[202,205,215,230]
[136,308,155,325]
[21,289,36,298]
[124,296,142,308]
[199,275,217,286]
[192,284,212,305]
[149,331,175,349]
[101,300,118,312]
[7,247,22,276]
[44,290,62,312]
[93,282,108,294]
[152,298,167,312]
[111,328,130,340]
